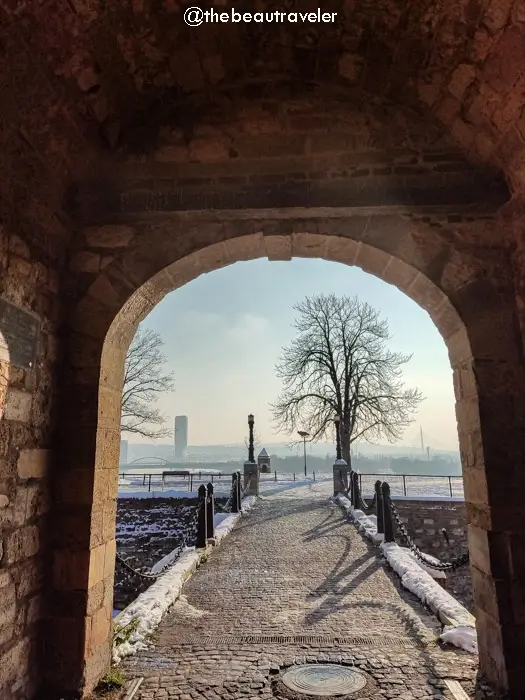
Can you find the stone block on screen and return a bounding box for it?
[83,638,112,694]
[264,235,292,261]
[17,449,50,480]
[4,389,32,423]
[447,64,476,101]
[86,276,120,310]
[354,244,390,276]
[483,24,525,93]
[5,525,40,564]
[11,558,42,601]
[0,581,16,631]
[381,257,418,291]
[85,581,105,617]
[103,539,116,579]
[25,482,50,519]
[85,225,136,248]
[88,604,111,653]
[0,638,31,687]
[88,543,106,588]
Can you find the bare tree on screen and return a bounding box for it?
[121,327,175,439]
[271,294,423,467]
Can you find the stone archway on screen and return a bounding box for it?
[47,220,525,699]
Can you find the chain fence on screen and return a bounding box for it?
[241,474,252,498]
[115,497,203,581]
[387,496,469,571]
[342,471,469,573]
[215,474,238,513]
[345,473,376,512]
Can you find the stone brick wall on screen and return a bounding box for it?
[114,496,228,611]
[392,498,472,611]
[392,498,468,560]
[0,221,64,700]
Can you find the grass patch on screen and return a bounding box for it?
[96,668,126,693]
[113,617,139,647]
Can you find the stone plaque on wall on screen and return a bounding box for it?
[0,298,40,369]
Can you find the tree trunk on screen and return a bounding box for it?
[341,426,352,469]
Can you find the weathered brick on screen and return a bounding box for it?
[17,449,50,480]
[5,526,40,564]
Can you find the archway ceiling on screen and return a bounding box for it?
[1,0,524,214]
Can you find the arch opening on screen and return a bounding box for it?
[46,223,525,699]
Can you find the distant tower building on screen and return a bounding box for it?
[174,416,188,461]
[119,439,128,465]
[258,448,271,474]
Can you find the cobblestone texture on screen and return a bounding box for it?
[121,483,488,699]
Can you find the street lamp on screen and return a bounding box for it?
[334,416,342,461]
[298,430,309,478]
[248,414,255,463]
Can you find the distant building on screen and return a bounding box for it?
[174,415,188,461]
[258,448,271,473]
[119,439,128,465]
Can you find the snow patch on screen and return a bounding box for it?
[380,542,476,653]
[440,625,478,654]
[113,495,257,663]
[150,545,195,574]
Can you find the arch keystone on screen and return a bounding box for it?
[264,234,292,261]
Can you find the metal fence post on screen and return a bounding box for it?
[382,482,395,543]
[148,474,152,492]
[313,471,315,482]
[402,475,407,496]
[206,482,215,539]
[448,476,453,498]
[375,480,384,535]
[232,473,240,513]
[352,471,359,508]
[274,470,277,482]
[236,470,242,507]
[196,484,208,548]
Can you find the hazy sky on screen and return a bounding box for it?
[135,258,459,450]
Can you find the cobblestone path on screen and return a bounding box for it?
[122,482,484,700]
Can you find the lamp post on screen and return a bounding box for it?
[248,414,255,463]
[334,416,342,461]
[298,430,309,478]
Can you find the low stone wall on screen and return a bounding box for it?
[392,498,472,611]
[114,496,227,611]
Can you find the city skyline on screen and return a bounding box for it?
[125,258,460,451]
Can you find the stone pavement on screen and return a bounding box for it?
[121,481,489,700]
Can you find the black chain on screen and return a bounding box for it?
[241,474,252,497]
[115,499,203,580]
[345,475,376,512]
[388,497,469,571]
[215,478,236,513]
[358,490,376,512]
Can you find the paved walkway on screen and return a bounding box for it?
[122,482,483,699]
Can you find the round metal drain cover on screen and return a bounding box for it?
[281,664,367,696]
